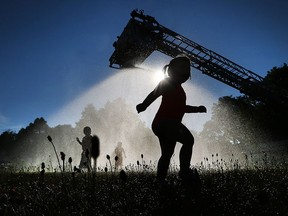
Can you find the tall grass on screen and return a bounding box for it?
[0,154,287,216]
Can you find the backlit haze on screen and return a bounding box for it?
[48,57,214,133]
[47,60,216,167]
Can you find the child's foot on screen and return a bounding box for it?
[156,179,168,191]
[156,179,176,197]
[179,168,201,198]
[179,168,199,182]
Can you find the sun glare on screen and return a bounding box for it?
[153,70,165,84]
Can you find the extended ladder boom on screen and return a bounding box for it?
[109,9,288,105]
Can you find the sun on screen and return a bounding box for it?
[153,69,165,83]
[136,64,166,84]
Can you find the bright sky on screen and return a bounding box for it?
[0,0,287,134]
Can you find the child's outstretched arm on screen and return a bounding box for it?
[136,79,171,113]
[185,105,207,113]
[136,89,161,113]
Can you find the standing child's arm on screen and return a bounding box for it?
[185,105,207,113]
[76,137,82,145]
[121,148,126,158]
[136,91,160,113]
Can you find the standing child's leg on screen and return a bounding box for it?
[157,136,177,181]
[177,124,195,179]
[154,120,178,182]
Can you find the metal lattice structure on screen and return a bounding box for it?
[109,9,288,105]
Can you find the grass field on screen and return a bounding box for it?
[0,164,287,216]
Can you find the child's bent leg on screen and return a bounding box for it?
[153,120,180,181]
[157,136,177,181]
[178,124,194,172]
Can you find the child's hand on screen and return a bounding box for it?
[76,137,80,142]
[136,103,146,113]
[198,105,207,113]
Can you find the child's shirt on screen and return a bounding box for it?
[152,79,186,129]
[81,135,92,152]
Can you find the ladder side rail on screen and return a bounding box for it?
[208,50,264,82]
[159,26,264,82]
[201,63,270,102]
[161,33,252,82]
[159,35,254,88]
[198,60,285,104]
[203,62,249,90]
[170,31,263,82]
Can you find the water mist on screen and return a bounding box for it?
[47,65,216,168]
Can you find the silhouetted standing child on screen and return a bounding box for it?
[136,56,206,186]
[114,141,126,170]
[76,126,92,171]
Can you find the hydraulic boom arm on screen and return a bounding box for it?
[109,9,288,105]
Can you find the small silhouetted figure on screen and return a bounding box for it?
[114,141,126,170]
[76,126,92,171]
[136,56,206,186]
[91,135,100,172]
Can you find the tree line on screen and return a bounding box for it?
[0,98,159,167]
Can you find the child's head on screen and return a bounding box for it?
[164,55,191,83]
[117,141,122,147]
[83,126,91,136]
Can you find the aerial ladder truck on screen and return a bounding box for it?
[109,9,288,106]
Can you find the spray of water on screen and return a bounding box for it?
[45,66,216,168]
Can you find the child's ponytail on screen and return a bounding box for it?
[162,64,169,76]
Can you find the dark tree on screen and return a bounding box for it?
[261,63,288,139]
[0,130,17,161]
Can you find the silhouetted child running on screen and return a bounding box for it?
[136,56,206,187]
[76,126,92,171]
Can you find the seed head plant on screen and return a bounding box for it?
[47,135,62,172]
[68,157,73,172]
[40,162,45,179]
[60,152,65,172]
[41,162,45,170]
[141,154,144,169]
[106,154,112,172]
[115,156,118,171]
